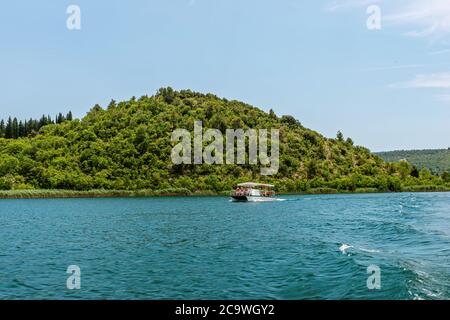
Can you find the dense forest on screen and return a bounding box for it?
[377,149,450,175]
[0,112,73,139]
[0,88,449,194]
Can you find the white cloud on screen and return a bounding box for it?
[391,73,450,89]
[384,0,450,38]
[359,64,424,72]
[324,0,381,12]
[327,0,450,38]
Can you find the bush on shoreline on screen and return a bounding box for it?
[0,188,192,199]
[1,187,449,199]
[401,185,450,193]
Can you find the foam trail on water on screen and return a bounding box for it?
[339,244,352,254]
[358,247,380,253]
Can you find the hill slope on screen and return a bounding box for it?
[377,149,450,175]
[0,88,448,194]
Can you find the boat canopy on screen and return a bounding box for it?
[237,182,274,188]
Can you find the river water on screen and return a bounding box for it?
[0,192,449,299]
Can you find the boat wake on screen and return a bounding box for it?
[339,243,380,255]
[339,244,353,254]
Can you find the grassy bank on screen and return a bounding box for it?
[0,188,192,199]
[1,186,449,199]
[302,185,450,195]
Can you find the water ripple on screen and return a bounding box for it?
[0,193,449,299]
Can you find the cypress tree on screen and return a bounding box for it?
[0,110,73,139]
[56,113,63,124]
[12,118,19,138]
[5,117,13,139]
[0,119,4,137]
[18,120,25,138]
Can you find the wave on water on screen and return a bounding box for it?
[228,198,287,202]
[3,192,449,300]
[12,278,39,291]
[277,197,309,202]
[339,243,380,255]
[397,258,450,300]
[358,247,381,253]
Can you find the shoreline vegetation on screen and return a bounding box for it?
[1,88,450,196]
[1,186,449,199]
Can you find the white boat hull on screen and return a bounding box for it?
[231,195,277,202]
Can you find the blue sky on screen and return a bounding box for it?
[1,0,450,151]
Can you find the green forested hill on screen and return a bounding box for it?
[0,88,449,194]
[377,149,450,175]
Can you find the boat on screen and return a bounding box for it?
[231,182,277,202]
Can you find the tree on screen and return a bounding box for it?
[107,100,116,110]
[5,117,13,139]
[12,117,18,138]
[56,113,65,124]
[336,131,344,142]
[269,109,277,119]
[0,110,72,140]
[419,168,432,180]
[18,121,25,137]
[0,120,4,137]
[158,87,175,104]
[398,160,412,179]
[39,115,47,127]
[281,115,299,126]
[442,171,450,183]
[346,137,354,146]
[411,166,419,178]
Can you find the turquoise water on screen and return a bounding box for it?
[0,192,449,300]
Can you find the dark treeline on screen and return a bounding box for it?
[0,111,73,139]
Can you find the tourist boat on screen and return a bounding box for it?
[231,182,276,202]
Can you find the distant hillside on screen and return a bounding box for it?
[376,149,450,175]
[0,88,449,194]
